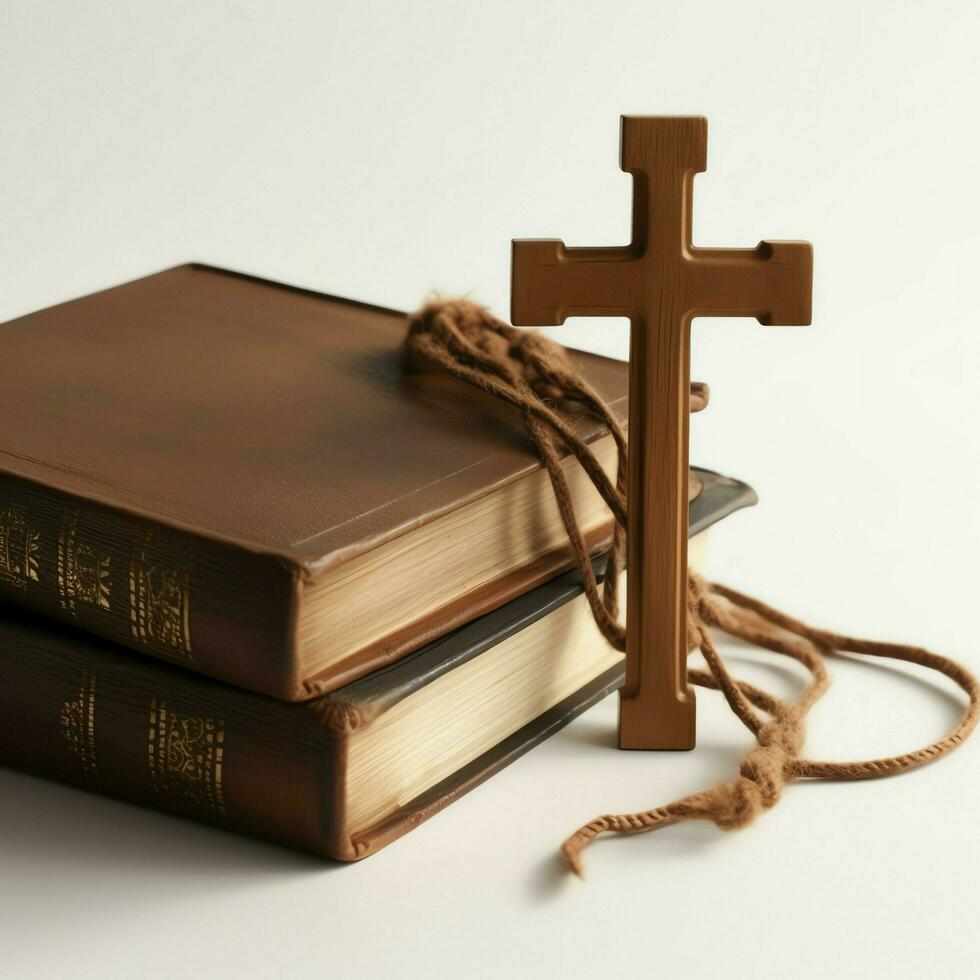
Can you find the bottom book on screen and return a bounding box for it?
[0,470,755,860]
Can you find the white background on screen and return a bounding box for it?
[1,2,977,978]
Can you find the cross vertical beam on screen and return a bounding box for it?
[511,116,812,750]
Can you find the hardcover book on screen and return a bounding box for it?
[0,469,754,859]
[0,265,640,701]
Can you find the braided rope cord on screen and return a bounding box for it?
[405,298,979,879]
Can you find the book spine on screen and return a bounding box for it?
[0,471,301,699]
[0,616,338,857]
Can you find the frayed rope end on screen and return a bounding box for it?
[561,836,588,880]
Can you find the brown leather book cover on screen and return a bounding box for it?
[0,471,755,860]
[0,265,632,701]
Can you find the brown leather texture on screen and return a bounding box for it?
[0,473,754,860]
[0,264,634,699]
[0,264,627,567]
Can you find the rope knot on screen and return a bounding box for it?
[758,716,806,757]
[709,777,764,829]
[738,742,788,807]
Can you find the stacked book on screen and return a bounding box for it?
[0,265,755,859]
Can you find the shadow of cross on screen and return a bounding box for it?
[511,116,812,750]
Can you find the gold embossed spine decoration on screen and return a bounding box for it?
[58,510,112,616]
[0,504,40,589]
[60,674,98,777]
[147,699,225,816]
[0,472,297,702]
[129,529,193,661]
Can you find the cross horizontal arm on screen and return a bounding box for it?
[511,240,643,325]
[687,241,813,325]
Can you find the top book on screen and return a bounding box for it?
[0,264,653,701]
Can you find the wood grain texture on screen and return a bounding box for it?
[511,116,812,750]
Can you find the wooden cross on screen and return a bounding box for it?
[511,116,812,750]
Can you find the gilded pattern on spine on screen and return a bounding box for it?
[147,700,225,815]
[60,674,98,777]
[58,510,112,616]
[0,504,40,589]
[129,529,193,660]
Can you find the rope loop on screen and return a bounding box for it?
[407,297,979,879]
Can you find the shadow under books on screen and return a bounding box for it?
[0,768,329,882]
